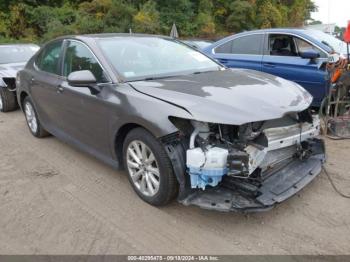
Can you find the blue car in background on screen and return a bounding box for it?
[204,28,349,106]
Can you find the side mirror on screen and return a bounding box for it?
[300,49,320,60]
[68,70,97,87]
[67,70,100,94]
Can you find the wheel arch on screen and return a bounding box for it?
[19,91,29,110]
[113,121,187,200]
[112,114,180,165]
[114,123,145,167]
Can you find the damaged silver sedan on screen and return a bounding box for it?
[0,44,39,112]
[17,34,325,212]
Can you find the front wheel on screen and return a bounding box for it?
[23,97,49,138]
[123,128,178,206]
[0,87,18,112]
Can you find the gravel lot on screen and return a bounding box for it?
[0,110,349,255]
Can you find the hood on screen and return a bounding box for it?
[129,69,313,125]
[0,62,26,79]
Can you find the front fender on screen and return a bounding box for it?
[107,84,193,159]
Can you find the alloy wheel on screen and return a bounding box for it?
[126,140,160,197]
[25,102,38,133]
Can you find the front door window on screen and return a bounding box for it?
[63,41,108,83]
[269,34,326,58]
[36,41,63,75]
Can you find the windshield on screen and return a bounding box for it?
[0,45,39,64]
[307,30,347,55]
[98,37,221,81]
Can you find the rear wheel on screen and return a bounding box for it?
[0,88,18,112]
[123,128,178,206]
[23,97,49,138]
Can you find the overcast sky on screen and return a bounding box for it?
[311,0,349,27]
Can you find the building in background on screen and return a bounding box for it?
[306,23,336,34]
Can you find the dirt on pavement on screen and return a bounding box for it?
[0,110,349,255]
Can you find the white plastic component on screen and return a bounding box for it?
[186,147,228,169]
[245,145,267,174]
[186,146,229,189]
[190,121,210,149]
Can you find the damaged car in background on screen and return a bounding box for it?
[17,34,325,212]
[0,44,39,112]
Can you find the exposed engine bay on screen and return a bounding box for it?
[167,109,325,212]
[187,111,320,189]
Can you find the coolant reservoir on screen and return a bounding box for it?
[186,147,228,189]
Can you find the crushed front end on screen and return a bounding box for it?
[166,110,325,212]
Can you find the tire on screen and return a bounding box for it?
[123,127,178,206]
[23,96,49,138]
[0,87,18,112]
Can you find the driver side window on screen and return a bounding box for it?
[269,34,326,58]
[294,38,327,58]
[63,41,108,83]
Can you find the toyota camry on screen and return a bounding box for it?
[16,34,325,212]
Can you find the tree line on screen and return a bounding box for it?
[0,0,317,43]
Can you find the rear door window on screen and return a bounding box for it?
[215,40,233,54]
[269,34,297,56]
[215,34,263,55]
[231,34,263,55]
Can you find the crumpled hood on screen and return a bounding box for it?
[129,69,313,125]
[0,62,26,78]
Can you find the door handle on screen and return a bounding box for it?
[263,63,276,68]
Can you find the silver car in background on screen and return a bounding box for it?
[0,44,39,112]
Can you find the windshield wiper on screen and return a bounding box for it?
[191,69,222,75]
[128,74,181,82]
[132,67,223,81]
[142,75,176,81]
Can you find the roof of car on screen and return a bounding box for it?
[230,28,334,41]
[239,28,308,34]
[204,28,334,54]
[44,33,177,48]
[55,33,173,41]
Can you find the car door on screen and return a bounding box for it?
[212,34,264,72]
[262,34,328,105]
[55,39,113,156]
[30,40,64,130]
